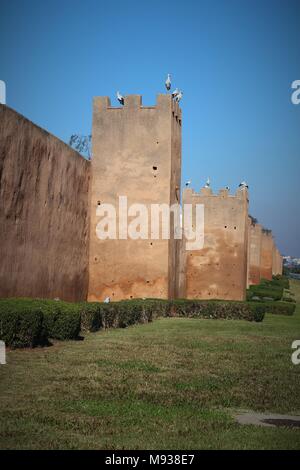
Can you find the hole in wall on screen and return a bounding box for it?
[97,201,101,206]
[234,226,237,230]
[150,242,153,246]
[224,225,227,229]
[153,166,157,171]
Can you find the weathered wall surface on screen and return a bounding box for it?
[0,105,90,301]
[176,237,187,298]
[88,95,181,301]
[278,252,283,275]
[247,221,263,285]
[260,231,274,280]
[183,186,249,301]
[272,246,283,276]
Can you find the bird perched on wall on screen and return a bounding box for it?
[225,186,230,191]
[172,88,179,99]
[185,180,191,187]
[175,90,183,102]
[204,177,210,188]
[104,296,111,303]
[165,74,171,91]
[239,181,249,189]
[117,91,124,105]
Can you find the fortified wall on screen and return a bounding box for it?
[272,246,283,276]
[0,98,284,304]
[260,230,274,280]
[0,105,90,301]
[88,95,181,301]
[247,219,263,286]
[182,186,249,301]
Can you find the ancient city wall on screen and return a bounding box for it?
[260,231,274,280]
[88,95,181,301]
[272,246,283,276]
[183,186,249,301]
[278,252,283,275]
[0,104,90,301]
[247,220,263,285]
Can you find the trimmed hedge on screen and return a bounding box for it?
[43,302,81,340]
[272,275,290,290]
[282,296,296,303]
[167,299,265,322]
[261,301,296,316]
[247,276,291,302]
[98,299,164,329]
[20,299,81,340]
[79,302,102,332]
[247,285,284,301]
[3,293,290,349]
[79,298,265,330]
[0,301,47,348]
[0,298,81,344]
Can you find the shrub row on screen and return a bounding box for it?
[247,282,284,301]
[80,299,265,329]
[247,276,292,302]
[260,301,296,316]
[0,298,81,347]
[4,294,295,349]
[272,275,290,290]
[0,301,47,348]
[166,299,265,322]
[80,299,169,331]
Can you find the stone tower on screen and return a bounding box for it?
[260,230,274,280]
[247,220,263,286]
[88,94,181,301]
[182,186,249,301]
[272,247,283,276]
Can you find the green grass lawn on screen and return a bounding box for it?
[1,281,300,450]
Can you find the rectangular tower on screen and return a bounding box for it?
[272,246,283,276]
[260,230,274,280]
[182,186,249,301]
[88,95,181,301]
[247,220,263,286]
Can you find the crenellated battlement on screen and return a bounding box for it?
[183,185,248,200]
[93,94,182,119]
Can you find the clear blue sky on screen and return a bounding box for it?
[1,0,299,256]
